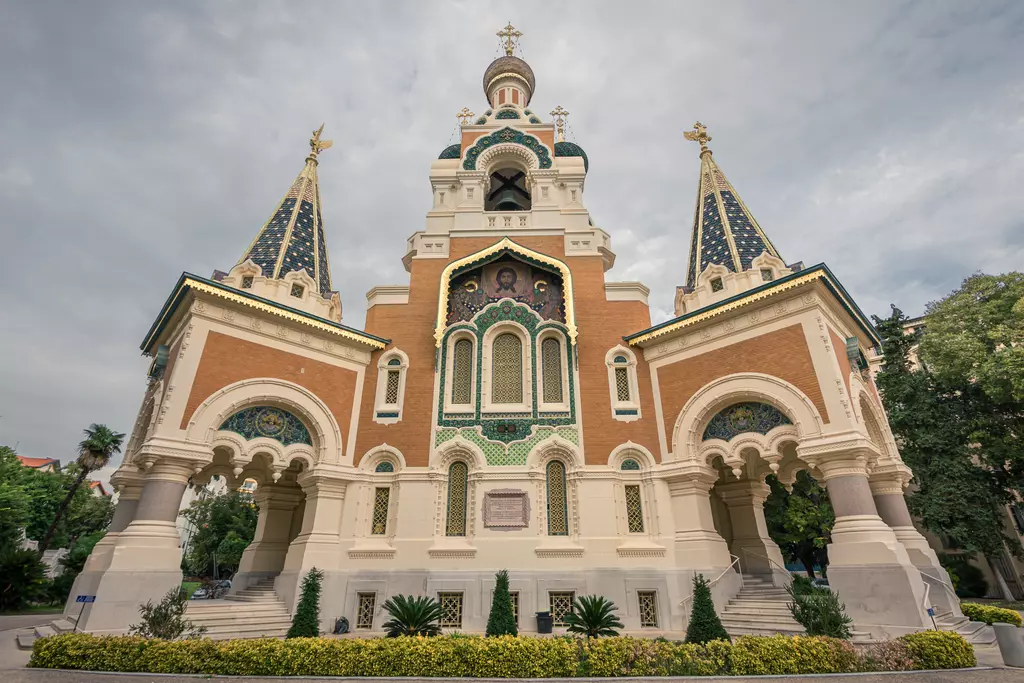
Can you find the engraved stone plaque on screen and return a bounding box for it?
[483,489,530,530]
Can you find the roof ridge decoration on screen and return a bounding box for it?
[683,122,783,289]
[237,125,335,297]
[434,238,577,347]
[462,127,552,170]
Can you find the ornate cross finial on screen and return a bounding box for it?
[456,107,475,125]
[309,123,334,158]
[550,105,569,142]
[497,22,522,57]
[683,121,712,155]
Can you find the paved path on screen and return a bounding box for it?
[0,671,1019,683]
[0,614,60,633]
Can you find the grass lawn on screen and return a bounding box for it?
[181,581,202,598]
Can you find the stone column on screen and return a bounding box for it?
[871,470,961,615]
[665,472,733,569]
[716,479,789,586]
[78,457,195,634]
[233,484,303,591]
[805,447,931,638]
[279,473,348,613]
[63,469,145,616]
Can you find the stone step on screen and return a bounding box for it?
[205,627,289,641]
[187,599,287,610]
[722,606,795,618]
[50,618,77,633]
[33,625,56,639]
[721,622,806,636]
[197,619,294,634]
[189,612,291,627]
[726,598,793,608]
[223,594,285,603]
[721,613,802,627]
[15,629,37,651]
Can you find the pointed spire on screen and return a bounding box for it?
[238,126,334,297]
[683,122,782,288]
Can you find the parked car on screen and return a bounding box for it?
[189,579,232,600]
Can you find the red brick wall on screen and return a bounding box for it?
[181,332,358,434]
[655,324,830,448]
[830,329,852,396]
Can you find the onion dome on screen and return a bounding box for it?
[555,141,589,172]
[438,143,461,159]
[483,55,536,102]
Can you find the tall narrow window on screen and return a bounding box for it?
[451,339,473,405]
[445,461,469,536]
[615,365,631,402]
[541,337,563,403]
[624,484,644,533]
[384,358,401,405]
[438,592,464,628]
[356,593,376,629]
[371,487,390,535]
[607,348,641,422]
[491,333,523,404]
[375,351,408,424]
[546,460,568,536]
[549,591,575,626]
[637,591,659,628]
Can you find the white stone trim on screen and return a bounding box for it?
[443,331,477,415]
[359,444,407,472]
[604,281,650,304]
[366,286,410,308]
[605,346,642,422]
[373,348,409,425]
[536,330,570,413]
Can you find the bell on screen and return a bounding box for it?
[494,187,528,211]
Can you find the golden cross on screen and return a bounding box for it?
[497,22,522,56]
[550,105,569,142]
[309,123,334,157]
[683,121,711,154]
[456,107,475,125]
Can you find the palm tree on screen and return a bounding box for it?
[562,595,624,638]
[381,594,443,637]
[38,424,125,554]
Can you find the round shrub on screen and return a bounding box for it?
[960,602,1023,626]
[730,635,858,675]
[898,630,976,670]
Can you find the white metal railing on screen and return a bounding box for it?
[679,554,742,623]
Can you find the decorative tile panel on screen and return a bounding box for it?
[462,127,552,170]
[219,406,311,446]
[702,402,792,441]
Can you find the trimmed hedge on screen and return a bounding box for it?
[961,602,1023,626]
[29,631,975,677]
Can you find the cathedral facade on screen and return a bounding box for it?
[71,29,959,639]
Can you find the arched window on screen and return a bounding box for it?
[546,460,568,536]
[374,350,408,425]
[491,333,523,404]
[620,458,640,471]
[624,485,644,533]
[375,461,394,473]
[613,357,631,402]
[541,337,563,404]
[451,339,473,405]
[445,461,469,536]
[606,347,641,422]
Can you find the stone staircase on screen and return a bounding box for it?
[15,614,79,650]
[719,574,805,637]
[934,609,996,645]
[185,578,292,640]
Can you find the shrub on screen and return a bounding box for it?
[786,582,853,639]
[286,567,323,638]
[960,602,1023,626]
[0,548,48,611]
[28,632,976,676]
[684,573,729,644]
[381,594,442,637]
[859,639,915,672]
[128,588,206,640]
[563,595,624,638]
[485,569,517,637]
[898,630,976,670]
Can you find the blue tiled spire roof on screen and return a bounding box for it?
[685,144,782,289]
[237,138,333,297]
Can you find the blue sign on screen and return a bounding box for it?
[76,595,96,603]
[926,607,935,617]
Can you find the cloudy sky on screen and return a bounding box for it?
[2,1,1022,480]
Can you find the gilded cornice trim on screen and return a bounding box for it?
[433,238,577,347]
[141,273,388,353]
[625,264,880,347]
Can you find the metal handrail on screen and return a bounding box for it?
[915,567,960,605]
[679,554,742,622]
[739,548,791,577]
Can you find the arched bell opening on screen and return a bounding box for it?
[485,167,531,211]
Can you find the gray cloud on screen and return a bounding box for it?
[2,1,1022,478]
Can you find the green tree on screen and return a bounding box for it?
[764,472,834,578]
[562,595,624,638]
[485,569,517,636]
[179,489,258,578]
[0,476,30,552]
[129,588,207,639]
[786,576,853,639]
[286,567,324,638]
[684,573,730,644]
[873,305,1019,559]
[381,594,443,637]
[0,548,48,611]
[39,424,124,554]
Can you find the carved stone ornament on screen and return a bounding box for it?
[482,488,531,530]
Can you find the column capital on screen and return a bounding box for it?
[254,483,305,508]
[797,435,878,481]
[715,479,771,506]
[869,463,912,495]
[297,471,350,497]
[110,467,146,497]
[133,436,213,474]
[659,464,719,492]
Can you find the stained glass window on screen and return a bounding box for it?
[375,461,394,473]
[371,487,390,535]
[546,460,568,536]
[491,333,523,404]
[638,591,658,628]
[625,485,644,533]
[711,277,724,292]
[384,370,400,405]
[241,275,254,289]
[541,338,563,403]
[387,357,401,366]
[356,592,376,629]
[761,268,774,282]
[615,367,631,402]
[549,591,575,626]
[620,459,640,471]
[451,339,473,404]
[438,592,463,628]
[446,461,468,536]
[290,283,304,298]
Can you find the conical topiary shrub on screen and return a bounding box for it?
[286,567,324,638]
[486,569,518,636]
[684,573,730,643]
